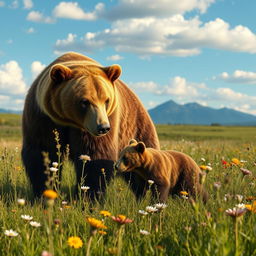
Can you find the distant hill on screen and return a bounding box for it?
[148,100,256,126]
[0,109,22,114]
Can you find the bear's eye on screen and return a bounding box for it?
[80,99,90,109]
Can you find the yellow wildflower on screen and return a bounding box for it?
[180,191,189,196]
[231,158,241,166]
[43,189,58,199]
[100,210,111,217]
[67,236,83,249]
[199,165,207,170]
[86,217,107,229]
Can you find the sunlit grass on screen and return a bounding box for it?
[0,114,256,255]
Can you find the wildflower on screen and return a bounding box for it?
[200,165,212,171]
[138,210,148,216]
[184,226,192,232]
[240,168,252,176]
[201,157,206,162]
[49,167,58,172]
[29,221,41,227]
[79,155,91,162]
[145,206,158,213]
[246,196,256,201]
[67,236,83,249]
[86,217,107,229]
[52,162,58,168]
[98,230,107,235]
[41,251,53,256]
[180,191,188,196]
[17,198,25,206]
[61,201,68,206]
[180,191,189,199]
[235,204,246,209]
[235,194,243,203]
[225,207,247,218]
[245,201,256,213]
[100,210,111,217]
[148,180,154,185]
[231,158,241,166]
[81,186,90,192]
[4,229,19,237]
[111,215,133,224]
[213,182,221,189]
[140,229,150,235]
[199,165,207,170]
[43,189,58,199]
[54,219,61,226]
[221,160,230,168]
[154,203,167,210]
[21,214,33,221]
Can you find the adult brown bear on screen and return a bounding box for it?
[22,52,160,200]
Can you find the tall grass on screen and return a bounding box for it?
[0,114,255,255]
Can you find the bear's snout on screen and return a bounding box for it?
[97,123,110,135]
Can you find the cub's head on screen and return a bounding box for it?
[115,139,146,172]
[44,63,121,136]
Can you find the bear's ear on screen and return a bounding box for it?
[135,142,146,154]
[50,64,73,83]
[129,139,137,145]
[103,65,122,83]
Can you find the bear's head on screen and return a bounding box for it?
[115,139,146,172]
[43,63,121,136]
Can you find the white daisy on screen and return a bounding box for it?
[4,229,19,237]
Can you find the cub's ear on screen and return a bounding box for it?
[50,64,73,83]
[103,64,122,83]
[135,142,146,154]
[129,139,137,145]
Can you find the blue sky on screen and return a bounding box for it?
[0,0,256,115]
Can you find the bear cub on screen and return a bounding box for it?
[115,139,208,203]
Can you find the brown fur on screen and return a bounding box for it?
[116,140,208,203]
[22,52,160,198]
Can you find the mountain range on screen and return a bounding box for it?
[1,101,256,126]
[148,100,256,126]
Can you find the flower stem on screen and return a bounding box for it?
[117,226,124,256]
[234,218,239,256]
[86,235,93,256]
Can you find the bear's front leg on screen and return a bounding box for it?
[74,158,115,201]
[22,145,50,198]
[151,182,170,203]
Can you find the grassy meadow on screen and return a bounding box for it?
[0,113,256,256]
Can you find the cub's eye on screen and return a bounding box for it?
[80,99,90,109]
[122,156,129,166]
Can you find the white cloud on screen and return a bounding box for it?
[219,70,256,84]
[27,11,54,23]
[0,1,5,7]
[0,95,24,110]
[129,81,158,93]
[106,54,124,61]
[0,61,27,96]
[31,61,46,79]
[129,76,256,115]
[26,27,35,34]
[10,0,18,8]
[55,16,256,57]
[23,0,33,9]
[103,0,215,20]
[53,2,104,20]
